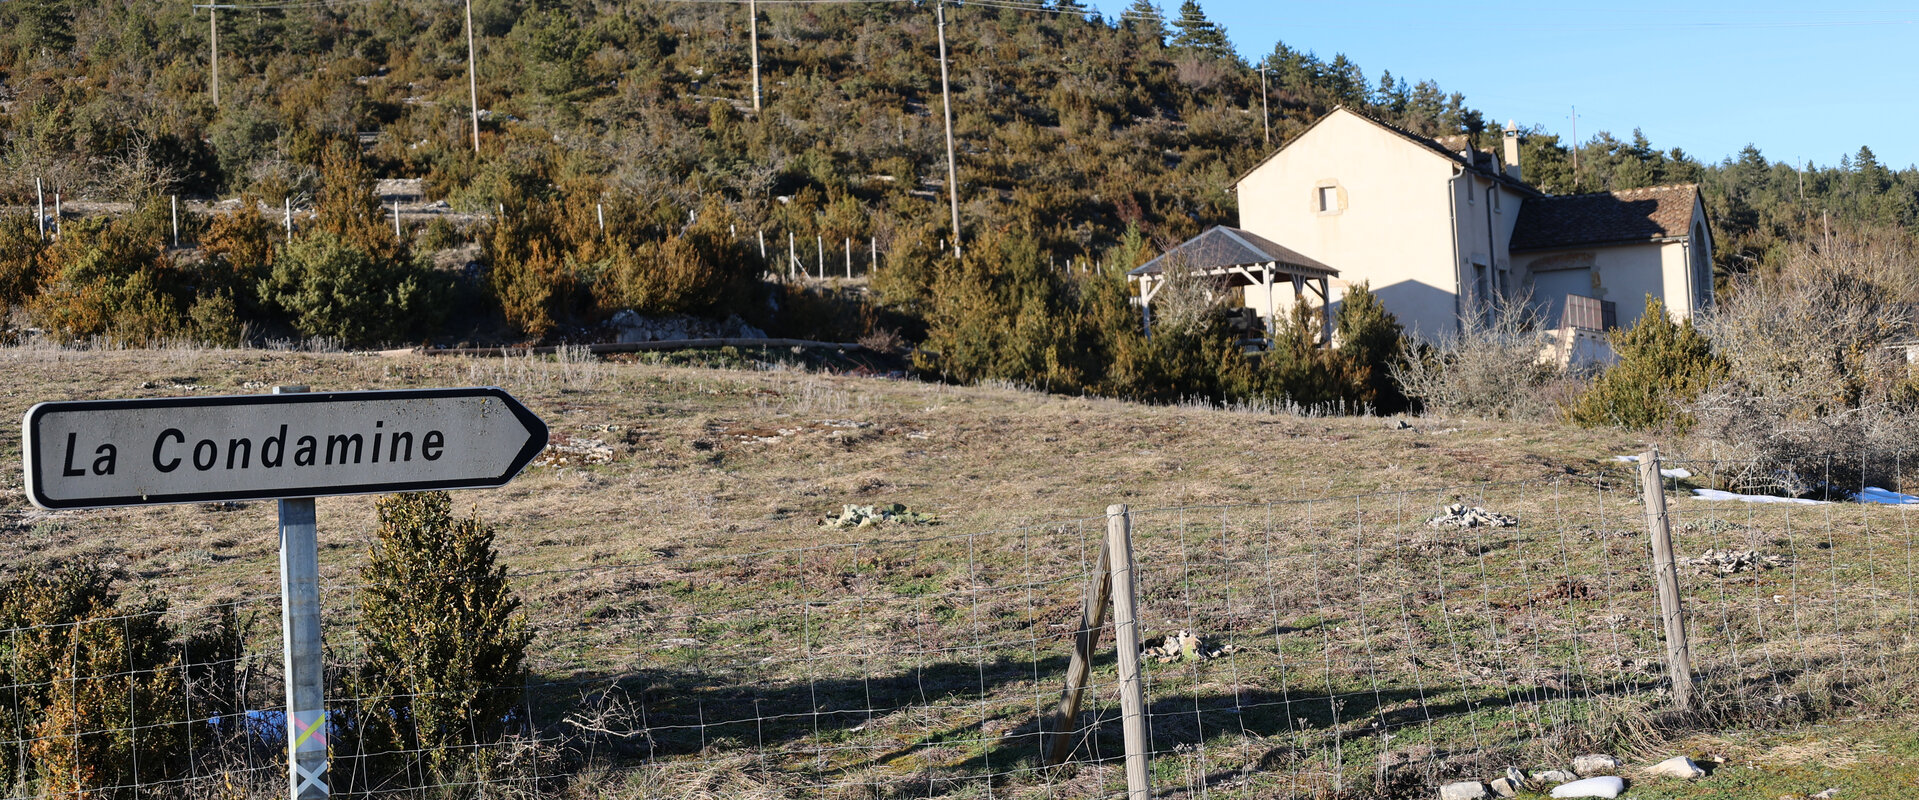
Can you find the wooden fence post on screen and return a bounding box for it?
[1108,505,1150,799]
[1638,448,1695,712]
[1047,537,1112,765]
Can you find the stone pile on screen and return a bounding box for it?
[820,503,937,529]
[1426,504,1518,530]
[1138,630,1240,664]
[1434,752,1709,799]
[1684,548,1787,575]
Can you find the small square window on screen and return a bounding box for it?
[1317,186,1338,213]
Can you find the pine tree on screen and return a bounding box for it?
[1122,0,1166,45]
[1169,0,1231,58]
[347,492,533,788]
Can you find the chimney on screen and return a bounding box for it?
[1502,120,1522,182]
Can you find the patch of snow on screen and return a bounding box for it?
[1691,489,1830,505]
[1855,487,1919,505]
[1611,455,1691,478]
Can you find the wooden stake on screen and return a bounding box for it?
[870,236,877,273]
[53,192,60,237]
[172,195,180,248]
[844,237,851,279]
[284,197,292,241]
[758,229,766,261]
[1047,536,1112,765]
[1107,505,1150,799]
[787,231,797,279]
[35,178,45,240]
[1638,449,1695,712]
[393,201,401,240]
[815,234,823,279]
[596,203,605,233]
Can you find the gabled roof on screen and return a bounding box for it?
[1128,226,1337,279]
[1232,106,1545,197]
[1510,184,1703,252]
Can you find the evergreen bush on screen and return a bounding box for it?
[345,492,532,790]
[1566,296,1723,431]
[0,565,187,798]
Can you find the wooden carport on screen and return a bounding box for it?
[1126,226,1339,343]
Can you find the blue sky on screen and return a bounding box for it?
[1167,0,1919,170]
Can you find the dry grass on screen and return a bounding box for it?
[4,345,1916,799]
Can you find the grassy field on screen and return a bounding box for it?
[1,345,1915,799]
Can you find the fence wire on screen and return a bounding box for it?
[2,457,1917,798]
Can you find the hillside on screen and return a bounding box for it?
[5,0,1916,299]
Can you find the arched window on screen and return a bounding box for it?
[1691,222,1712,309]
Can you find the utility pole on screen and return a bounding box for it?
[749,0,762,112]
[935,0,962,257]
[210,6,220,106]
[195,4,234,105]
[1257,65,1271,146]
[1569,105,1579,189]
[465,0,482,154]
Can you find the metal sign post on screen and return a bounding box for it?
[20,384,549,800]
[274,386,328,800]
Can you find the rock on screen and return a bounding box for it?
[1812,789,1839,799]
[606,311,767,344]
[1438,781,1489,800]
[1645,756,1706,779]
[1531,769,1579,785]
[1571,754,1620,776]
[1489,777,1519,797]
[1550,776,1624,798]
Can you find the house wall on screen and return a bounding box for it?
[1235,109,1465,340]
[1518,241,1699,329]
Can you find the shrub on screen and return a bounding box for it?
[344,492,532,790]
[0,565,187,798]
[259,231,446,346]
[1687,234,1919,495]
[1333,282,1409,414]
[0,213,48,323]
[1391,294,1564,419]
[1566,297,1723,431]
[25,201,189,345]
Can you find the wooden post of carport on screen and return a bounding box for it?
[1317,276,1331,344]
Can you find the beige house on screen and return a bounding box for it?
[1135,106,1712,361]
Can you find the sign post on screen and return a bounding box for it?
[274,386,328,800]
[21,385,548,800]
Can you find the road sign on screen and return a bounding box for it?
[22,386,548,510]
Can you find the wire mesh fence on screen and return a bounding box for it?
[3,454,1918,798]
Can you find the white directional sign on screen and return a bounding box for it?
[22,387,548,509]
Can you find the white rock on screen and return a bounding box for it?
[1439,781,1489,800]
[1571,754,1620,776]
[1489,777,1519,797]
[1550,776,1624,798]
[1645,755,1705,779]
[1531,769,1579,785]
